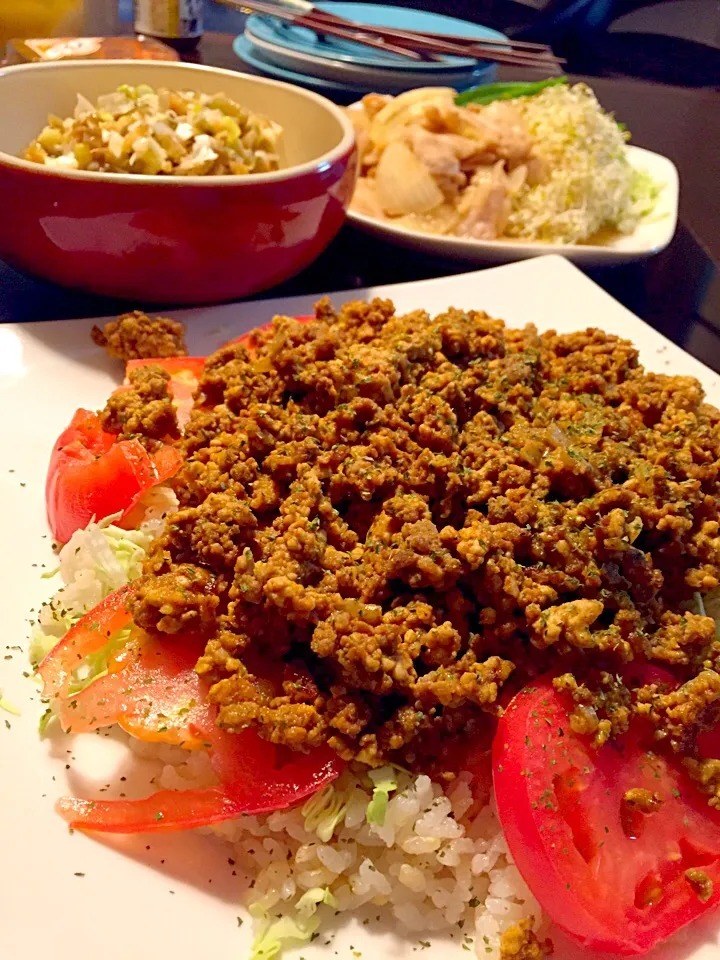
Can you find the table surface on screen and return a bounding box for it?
[2,30,719,374]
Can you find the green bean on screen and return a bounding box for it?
[455,76,568,107]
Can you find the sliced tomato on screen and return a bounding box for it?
[58,632,213,749]
[38,583,134,700]
[56,731,344,834]
[44,587,345,833]
[57,787,253,833]
[46,409,182,544]
[56,716,344,834]
[39,585,210,746]
[125,357,205,429]
[493,674,720,956]
[125,357,206,378]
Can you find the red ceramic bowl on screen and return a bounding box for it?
[0,60,357,303]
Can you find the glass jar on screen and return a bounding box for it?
[134,0,203,52]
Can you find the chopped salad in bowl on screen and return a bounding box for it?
[23,83,284,176]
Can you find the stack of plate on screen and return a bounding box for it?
[233,2,506,98]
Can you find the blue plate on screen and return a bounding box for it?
[234,34,495,97]
[234,34,375,96]
[245,2,508,72]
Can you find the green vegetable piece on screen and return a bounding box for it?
[0,690,21,716]
[366,765,399,826]
[455,76,568,107]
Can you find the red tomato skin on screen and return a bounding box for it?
[57,631,213,748]
[493,678,720,956]
[56,735,344,834]
[123,357,205,430]
[55,727,344,834]
[46,409,181,543]
[56,787,252,833]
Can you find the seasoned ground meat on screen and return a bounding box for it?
[685,868,714,903]
[623,787,662,813]
[100,364,179,447]
[92,310,187,360]
[128,298,720,769]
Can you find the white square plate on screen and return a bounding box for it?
[1,256,718,960]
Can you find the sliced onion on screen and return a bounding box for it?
[375,141,444,217]
[369,87,456,150]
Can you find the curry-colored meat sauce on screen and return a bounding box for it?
[102,298,720,788]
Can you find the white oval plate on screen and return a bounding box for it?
[347,141,679,267]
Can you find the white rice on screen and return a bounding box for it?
[131,738,543,959]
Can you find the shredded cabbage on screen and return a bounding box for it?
[296,887,337,916]
[301,782,351,842]
[630,168,662,220]
[250,915,321,960]
[250,888,335,959]
[366,765,399,826]
[30,500,175,666]
[29,618,80,666]
[505,83,660,243]
[38,706,55,735]
[0,690,21,716]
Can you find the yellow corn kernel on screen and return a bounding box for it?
[37,126,64,152]
[73,142,92,168]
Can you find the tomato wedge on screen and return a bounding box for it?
[46,409,182,544]
[125,357,205,430]
[125,357,206,379]
[493,675,720,956]
[57,787,252,834]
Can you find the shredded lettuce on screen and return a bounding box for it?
[29,621,78,667]
[67,625,132,695]
[504,82,658,244]
[250,888,335,960]
[301,782,350,842]
[250,915,321,960]
[630,167,663,219]
[58,516,161,590]
[38,706,55,735]
[296,886,337,917]
[366,765,399,826]
[31,506,173,667]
